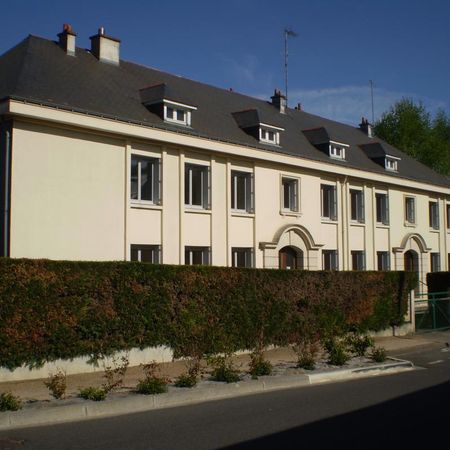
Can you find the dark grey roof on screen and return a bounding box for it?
[1,34,449,188]
[302,127,330,146]
[140,83,196,107]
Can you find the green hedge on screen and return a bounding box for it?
[427,272,450,293]
[0,258,416,370]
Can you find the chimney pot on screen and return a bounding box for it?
[271,89,287,114]
[359,117,374,138]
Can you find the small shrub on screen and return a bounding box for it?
[208,355,241,383]
[102,354,129,393]
[0,392,22,411]
[371,346,387,363]
[78,386,107,401]
[248,351,272,378]
[346,334,374,357]
[325,338,350,366]
[293,340,319,371]
[174,373,198,388]
[136,360,169,395]
[44,369,67,400]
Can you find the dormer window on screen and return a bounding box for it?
[385,156,400,172]
[259,124,282,145]
[163,101,195,126]
[329,141,348,160]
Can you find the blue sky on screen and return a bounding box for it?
[1,0,449,125]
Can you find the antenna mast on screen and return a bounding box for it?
[284,28,298,106]
[369,80,375,123]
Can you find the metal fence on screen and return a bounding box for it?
[415,291,450,331]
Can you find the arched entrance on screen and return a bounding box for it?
[404,250,420,295]
[279,246,303,270]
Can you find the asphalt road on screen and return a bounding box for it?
[1,344,449,450]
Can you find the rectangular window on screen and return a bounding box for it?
[282,178,299,212]
[329,145,345,160]
[321,184,337,220]
[447,204,450,229]
[322,250,338,270]
[377,251,390,271]
[185,246,210,265]
[429,201,440,230]
[375,193,389,225]
[405,197,416,224]
[232,247,254,268]
[350,189,365,223]
[130,244,161,263]
[185,164,210,209]
[259,127,279,145]
[164,103,191,126]
[385,158,398,171]
[231,171,254,213]
[431,253,441,272]
[351,251,365,270]
[130,155,161,203]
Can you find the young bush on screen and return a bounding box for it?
[136,361,169,395]
[294,340,319,371]
[346,334,374,357]
[371,346,387,363]
[44,369,67,399]
[78,387,107,401]
[325,338,350,366]
[102,354,129,393]
[208,355,241,383]
[0,392,22,411]
[174,358,201,388]
[248,351,272,378]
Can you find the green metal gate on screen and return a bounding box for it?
[415,291,450,330]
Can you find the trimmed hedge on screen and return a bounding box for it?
[427,272,450,293]
[0,258,416,370]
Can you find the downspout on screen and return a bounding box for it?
[0,119,12,257]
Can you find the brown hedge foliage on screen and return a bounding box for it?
[0,258,416,370]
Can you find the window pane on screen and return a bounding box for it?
[130,158,139,200]
[140,248,154,263]
[140,159,153,201]
[236,174,246,210]
[130,247,139,261]
[184,167,190,205]
[176,109,185,121]
[192,250,203,265]
[166,107,174,119]
[283,181,290,209]
[321,186,330,217]
[191,167,203,206]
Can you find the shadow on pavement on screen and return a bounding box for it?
[221,379,450,449]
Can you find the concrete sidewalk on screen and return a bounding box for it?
[0,330,448,431]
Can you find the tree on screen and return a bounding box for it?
[374,98,450,177]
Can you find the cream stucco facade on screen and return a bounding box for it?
[4,99,450,295]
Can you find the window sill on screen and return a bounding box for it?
[185,207,212,215]
[321,218,338,224]
[130,201,162,210]
[376,223,390,229]
[404,222,417,228]
[280,210,302,217]
[350,221,365,227]
[231,210,255,218]
[429,228,440,233]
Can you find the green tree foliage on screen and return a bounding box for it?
[375,98,450,177]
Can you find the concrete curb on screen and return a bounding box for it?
[0,359,414,431]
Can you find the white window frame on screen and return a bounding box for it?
[231,170,254,213]
[405,196,416,225]
[430,252,441,272]
[231,247,254,268]
[447,203,450,230]
[130,155,161,205]
[328,140,349,160]
[375,192,389,226]
[321,183,337,221]
[377,251,390,271]
[259,123,283,145]
[350,189,365,223]
[429,201,440,230]
[185,163,210,209]
[130,244,161,263]
[163,100,196,126]
[351,250,365,270]
[185,246,210,265]
[385,155,400,171]
[322,250,338,270]
[281,177,300,213]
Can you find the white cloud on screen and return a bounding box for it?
[286,85,447,125]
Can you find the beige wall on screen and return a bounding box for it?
[8,118,450,288]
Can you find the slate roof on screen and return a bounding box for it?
[1,34,449,188]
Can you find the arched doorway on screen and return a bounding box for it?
[279,246,303,270]
[404,250,420,295]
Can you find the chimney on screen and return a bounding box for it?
[89,27,120,65]
[295,103,302,111]
[58,23,76,56]
[271,89,287,114]
[359,117,374,138]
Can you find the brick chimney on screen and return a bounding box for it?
[271,89,287,114]
[359,117,374,138]
[57,23,76,56]
[90,27,120,65]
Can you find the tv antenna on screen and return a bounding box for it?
[369,80,375,123]
[284,28,298,106]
